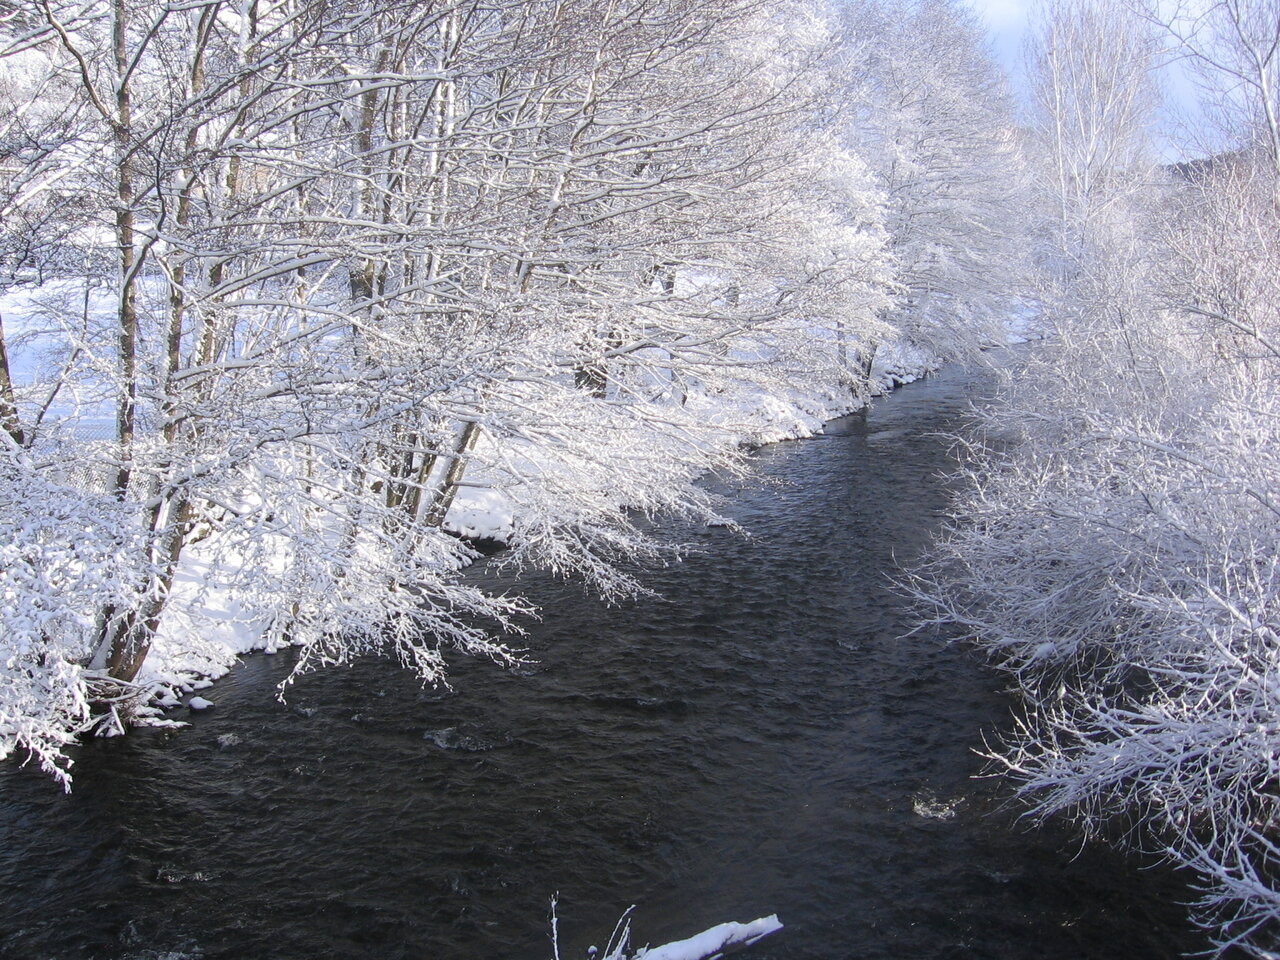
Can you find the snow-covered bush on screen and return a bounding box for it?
[910,0,1280,942]
[0,458,144,786]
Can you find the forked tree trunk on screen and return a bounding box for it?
[424,420,482,528]
[98,498,192,684]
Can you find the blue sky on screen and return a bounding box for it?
[964,0,1030,77]
[961,0,1206,158]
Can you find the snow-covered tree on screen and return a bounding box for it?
[838,0,1028,365]
[0,0,894,785]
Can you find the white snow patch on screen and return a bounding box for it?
[444,485,515,542]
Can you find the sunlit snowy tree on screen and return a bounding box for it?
[838,0,1028,365]
[0,0,895,784]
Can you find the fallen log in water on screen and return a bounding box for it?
[628,915,783,960]
[553,900,783,960]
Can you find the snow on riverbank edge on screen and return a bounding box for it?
[136,344,937,716]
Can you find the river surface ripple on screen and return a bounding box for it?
[0,362,1206,959]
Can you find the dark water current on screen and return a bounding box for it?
[1,362,1207,960]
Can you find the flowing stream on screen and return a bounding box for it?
[0,361,1206,959]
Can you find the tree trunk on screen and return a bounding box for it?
[0,313,24,447]
[424,420,481,527]
[100,499,192,684]
[111,0,138,499]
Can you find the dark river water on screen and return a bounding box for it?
[1,362,1206,960]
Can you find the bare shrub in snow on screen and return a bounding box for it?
[910,0,1280,950]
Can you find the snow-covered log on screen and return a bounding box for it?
[629,916,784,960]
[550,900,782,960]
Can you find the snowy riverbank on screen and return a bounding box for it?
[134,342,938,719]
